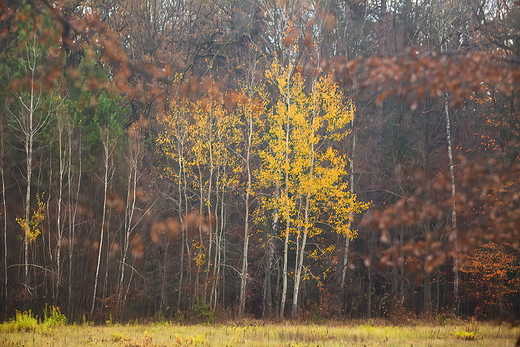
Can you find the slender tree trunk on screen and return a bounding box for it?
[435,271,440,314]
[1,115,7,308]
[68,132,81,318]
[177,139,186,311]
[262,205,277,318]
[210,165,223,310]
[217,181,225,307]
[23,66,36,288]
[423,271,431,314]
[205,123,215,306]
[399,225,405,302]
[280,220,290,318]
[279,131,291,318]
[91,132,112,316]
[118,137,139,313]
[280,80,292,318]
[177,134,190,311]
[239,107,253,318]
[444,92,459,313]
[291,195,310,318]
[182,152,192,311]
[102,209,112,314]
[342,121,356,310]
[367,256,372,318]
[195,163,204,304]
[291,117,316,318]
[160,237,170,312]
[45,166,53,301]
[55,114,66,305]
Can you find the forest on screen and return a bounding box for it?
[0,0,519,324]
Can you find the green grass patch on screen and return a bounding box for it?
[0,320,518,346]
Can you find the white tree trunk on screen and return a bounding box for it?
[55,113,66,304]
[68,131,81,317]
[23,65,35,287]
[239,103,254,317]
[177,138,186,310]
[91,131,112,316]
[342,122,356,292]
[444,92,459,311]
[1,115,7,305]
[118,134,139,312]
[291,194,310,318]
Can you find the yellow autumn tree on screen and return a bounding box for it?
[258,60,369,318]
[158,90,242,311]
[235,79,268,318]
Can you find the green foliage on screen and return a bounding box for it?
[2,5,65,134]
[454,330,476,340]
[110,332,131,342]
[193,302,215,324]
[1,5,64,85]
[42,304,68,329]
[0,306,68,333]
[435,315,447,326]
[308,302,324,324]
[0,310,39,332]
[70,92,129,170]
[173,333,208,346]
[106,313,115,326]
[152,311,167,324]
[81,315,94,327]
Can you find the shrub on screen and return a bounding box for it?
[0,305,68,333]
[193,302,215,324]
[454,330,476,340]
[42,305,67,329]
[0,310,39,332]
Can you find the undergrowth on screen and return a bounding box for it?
[0,305,67,333]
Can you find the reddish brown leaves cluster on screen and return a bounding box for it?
[32,0,133,95]
[372,157,520,274]
[460,242,520,318]
[332,49,520,108]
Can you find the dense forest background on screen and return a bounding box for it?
[0,0,519,323]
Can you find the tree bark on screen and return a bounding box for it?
[68,131,81,318]
[91,130,113,316]
[239,88,255,317]
[1,110,7,309]
[118,129,140,313]
[291,194,310,318]
[342,121,356,309]
[55,112,66,305]
[262,206,277,318]
[444,92,459,313]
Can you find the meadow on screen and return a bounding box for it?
[1,316,519,347]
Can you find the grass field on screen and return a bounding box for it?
[1,320,519,347]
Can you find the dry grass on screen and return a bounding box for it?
[0,320,518,346]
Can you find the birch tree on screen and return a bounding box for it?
[444,92,459,311]
[236,75,267,317]
[258,61,368,317]
[4,6,62,289]
[116,121,145,314]
[89,94,126,316]
[1,99,7,308]
[156,98,191,311]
